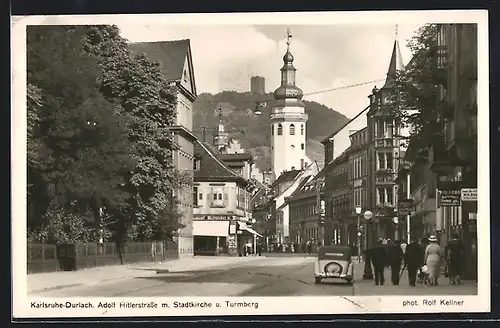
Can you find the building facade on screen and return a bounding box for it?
[324,151,352,249]
[192,140,260,256]
[346,128,371,250]
[130,40,198,257]
[429,24,478,279]
[366,39,405,242]
[287,169,326,251]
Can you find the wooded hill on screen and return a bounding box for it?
[193,91,350,171]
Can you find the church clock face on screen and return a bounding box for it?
[285,89,298,97]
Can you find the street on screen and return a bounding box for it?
[31,256,477,297]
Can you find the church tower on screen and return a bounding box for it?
[213,107,229,151]
[271,29,308,178]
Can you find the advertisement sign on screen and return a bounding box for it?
[461,188,477,202]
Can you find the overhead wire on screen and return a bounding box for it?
[143,24,385,171]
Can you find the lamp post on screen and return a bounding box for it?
[355,205,362,263]
[251,218,257,255]
[363,210,374,279]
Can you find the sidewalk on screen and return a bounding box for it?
[352,262,478,295]
[27,256,263,294]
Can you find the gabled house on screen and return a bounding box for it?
[192,140,261,256]
[130,39,198,258]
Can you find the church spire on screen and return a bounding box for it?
[382,24,405,89]
[273,28,304,104]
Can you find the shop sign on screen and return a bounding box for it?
[461,188,477,202]
[440,193,461,206]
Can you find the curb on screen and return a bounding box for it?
[155,256,266,274]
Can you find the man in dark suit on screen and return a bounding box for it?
[387,240,404,285]
[370,239,388,286]
[405,237,424,287]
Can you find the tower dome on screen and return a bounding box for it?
[273,46,304,102]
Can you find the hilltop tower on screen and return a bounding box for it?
[271,29,308,178]
[250,76,266,94]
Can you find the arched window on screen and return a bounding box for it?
[277,124,283,135]
[301,143,305,150]
[271,124,274,135]
[301,124,304,135]
[290,124,295,135]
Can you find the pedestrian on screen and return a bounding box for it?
[405,236,424,287]
[257,241,262,256]
[370,239,388,286]
[424,235,442,286]
[387,240,404,285]
[445,233,465,285]
[307,241,312,255]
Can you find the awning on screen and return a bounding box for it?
[193,220,229,237]
[238,223,263,237]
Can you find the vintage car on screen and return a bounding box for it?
[314,245,354,285]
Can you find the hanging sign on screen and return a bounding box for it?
[440,193,461,206]
[461,188,477,202]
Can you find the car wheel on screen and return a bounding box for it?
[315,277,321,284]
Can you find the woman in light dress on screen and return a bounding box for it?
[424,235,442,286]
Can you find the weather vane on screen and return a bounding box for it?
[395,24,399,41]
[285,28,292,50]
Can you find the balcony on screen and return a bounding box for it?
[375,175,395,185]
[210,200,226,208]
[433,45,448,86]
[374,137,394,148]
[375,168,395,175]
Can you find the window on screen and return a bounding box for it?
[386,152,394,169]
[199,193,203,200]
[290,124,295,135]
[375,120,385,138]
[193,187,198,206]
[277,124,283,135]
[271,124,274,135]
[183,70,188,82]
[377,153,385,170]
[377,187,385,205]
[301,124,304,135]
[193,159,200,171]
[301,143,304,150]
[386,187,393,205]
[213,193,218,200]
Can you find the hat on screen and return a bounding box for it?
[428,235,437,242]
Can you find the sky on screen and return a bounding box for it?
[117,23,423,157]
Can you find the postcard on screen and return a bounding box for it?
[12,10,489,318]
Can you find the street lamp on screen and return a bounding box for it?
[362,210,374,280]
[355,205,362,263]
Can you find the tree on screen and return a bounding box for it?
[26,26,136,243]
[387,24,451,159]
[82,25,187,242]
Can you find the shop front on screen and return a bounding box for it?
[192,220,230,256]
[237,222,263,256]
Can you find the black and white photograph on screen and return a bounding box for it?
[12,10,489,317]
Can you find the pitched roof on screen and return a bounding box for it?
[129,39,197,95]
[272,169,302,187]
[382,40,405,89]
[321,104,370,144]
[219,152,253,163]
[287,166,328,202]
[194,140,246,183]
